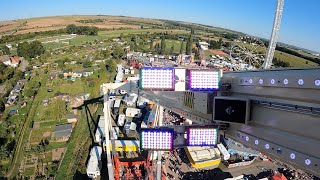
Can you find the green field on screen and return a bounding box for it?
[274,50,318,67]
[39,119,68,128]
[29,127,53,143]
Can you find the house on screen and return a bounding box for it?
[199,41,209,50]
[94,59,106,63]
[43,99,49,106]
[82,71,93,77]
[4,56,22,67]
[24,71,32,77]
[17,79,29,85]
[49,71,63,80]
[6,94,19,106]
[66,113,77,123]
[54,123,73,141]
[73,72,83,78]
[11,84,24,94]
[6,44,12,49]
[0,55,11,66]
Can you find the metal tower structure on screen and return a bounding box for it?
[263,0,285,69]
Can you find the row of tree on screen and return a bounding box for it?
[209,38,223,49]
[17,40,45,59]
[0,29,66,44]
[275,46,320,65]
[66,24,98,36]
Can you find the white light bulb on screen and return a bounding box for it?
[283,79,288,85]
[254,140,259,145]
[259,79,263,84]
[314,80,320,86]
[298,79,304,86]
[290,153,295,160]
[271,79,275,85]
[305,159,311,166]
[265,144,270,149]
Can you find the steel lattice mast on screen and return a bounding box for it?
[263,0,285,69]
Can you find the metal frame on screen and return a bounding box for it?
[213,96,251,124]
[263,0,285,69]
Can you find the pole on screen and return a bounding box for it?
[156,105,164,180]
[263,0,284,69]
[103,84,115,180]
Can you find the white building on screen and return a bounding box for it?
[86,146,102,179]
[125,108,141,118]
[199,41,209,50]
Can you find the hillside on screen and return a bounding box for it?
[0,15,164,35]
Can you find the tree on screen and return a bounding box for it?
[17,41,45,59]
[0,99,4,113]
[58,74,64,79]
[83,60,92,68]
[306,61,309,64]
[105,59,116,73]
[186,34,192,55]
[112,46,125,60]
[141,25,144,29]
[155,43,160,54]
[169,45,174,55]
[150,39,154,50]
[218,38,223,49]
[160,34,166,55]
[191,28,195,35]
[193,48,200,59]
[179,41,184,54]
[0,45,10,55]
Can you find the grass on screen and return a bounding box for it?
[55,107,96,180]
[47,142,68,151]
[39,119,68,128]
[24,167,35,176]
[29,127,53,143]
[99,28,188,37]
[42,152,53,163]
[165,39,184,54]
[274,50,318,67]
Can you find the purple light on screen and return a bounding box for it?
[140,67,174,90]
[140,129,173,151]
[315,80,320,86]
[187,128,218,146]
[283,79,288,85]
[254,140,259,145]
[245,136,249,141]
[188,70,220,91]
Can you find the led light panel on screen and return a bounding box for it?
[139,67,174,90]
[140,129,174,151]
[188,70,221,91]
[187,127,218,146]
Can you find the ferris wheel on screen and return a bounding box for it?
[229,36,267,69]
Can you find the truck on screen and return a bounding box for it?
[117,114,125,126]
[112,99,121,115]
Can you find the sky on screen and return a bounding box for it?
[1,0,319,53]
